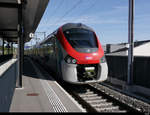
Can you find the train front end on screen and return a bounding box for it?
[57,23,108,84]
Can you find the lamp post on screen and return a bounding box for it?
[127,0,134,85]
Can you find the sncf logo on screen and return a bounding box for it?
[85,56,93,60]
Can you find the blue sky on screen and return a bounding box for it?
[28,0,150,46]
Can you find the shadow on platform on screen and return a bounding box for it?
[0,62,16,112]
[23,57,55,81]
[0,57,55,112]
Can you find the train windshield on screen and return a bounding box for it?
[63,28,98,48]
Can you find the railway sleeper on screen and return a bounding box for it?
[96,106,120,112]
[110,110,127,113]
[83,96,103,101]
[78,91,94,95]
[87,99,107,104]
[99,109,127,113]
[92,102,113,108]
[79,94,98,98]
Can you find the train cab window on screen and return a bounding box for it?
[63,28,98,48]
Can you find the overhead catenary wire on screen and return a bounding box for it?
[46,0,98,36]
[53,0,83,26]
[49,0,65,18]
[62,0,94,22]
[72,0,98,22]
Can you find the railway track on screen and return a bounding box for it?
[63,83,140,113]
[32,58,146,113]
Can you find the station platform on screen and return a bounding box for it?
[9,57,85,112]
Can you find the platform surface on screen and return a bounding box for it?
[10,57,85,112]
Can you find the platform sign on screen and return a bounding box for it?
[29,33,35,38]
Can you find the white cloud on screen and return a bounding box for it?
[113,6,128,10]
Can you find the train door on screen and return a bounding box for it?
[55,38,63,80]
[49,37,57,73]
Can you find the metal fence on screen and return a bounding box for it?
[106,55,150,88]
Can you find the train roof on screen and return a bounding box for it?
[61,23,94,32]
[37,23,94,46]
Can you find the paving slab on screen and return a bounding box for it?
[10,57,85,112]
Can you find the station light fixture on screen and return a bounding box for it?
[17,0,21,4]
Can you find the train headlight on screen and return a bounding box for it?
[65,55,77,64]
[67,57,72,63]
[72,59,77,64]
[100,56,106,63]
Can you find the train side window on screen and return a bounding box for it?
[46,41,54,54]
[54,37,59,54]
[41,44,46,57]
[41,44,46,56]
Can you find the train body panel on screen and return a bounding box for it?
[56,27,104,64]
[26,23,108,84]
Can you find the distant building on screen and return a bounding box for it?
[24,45,31,50]
[104,40,150,56]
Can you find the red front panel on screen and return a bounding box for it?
[56,27,104,64]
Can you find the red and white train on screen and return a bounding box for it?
[28,23,108,84]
